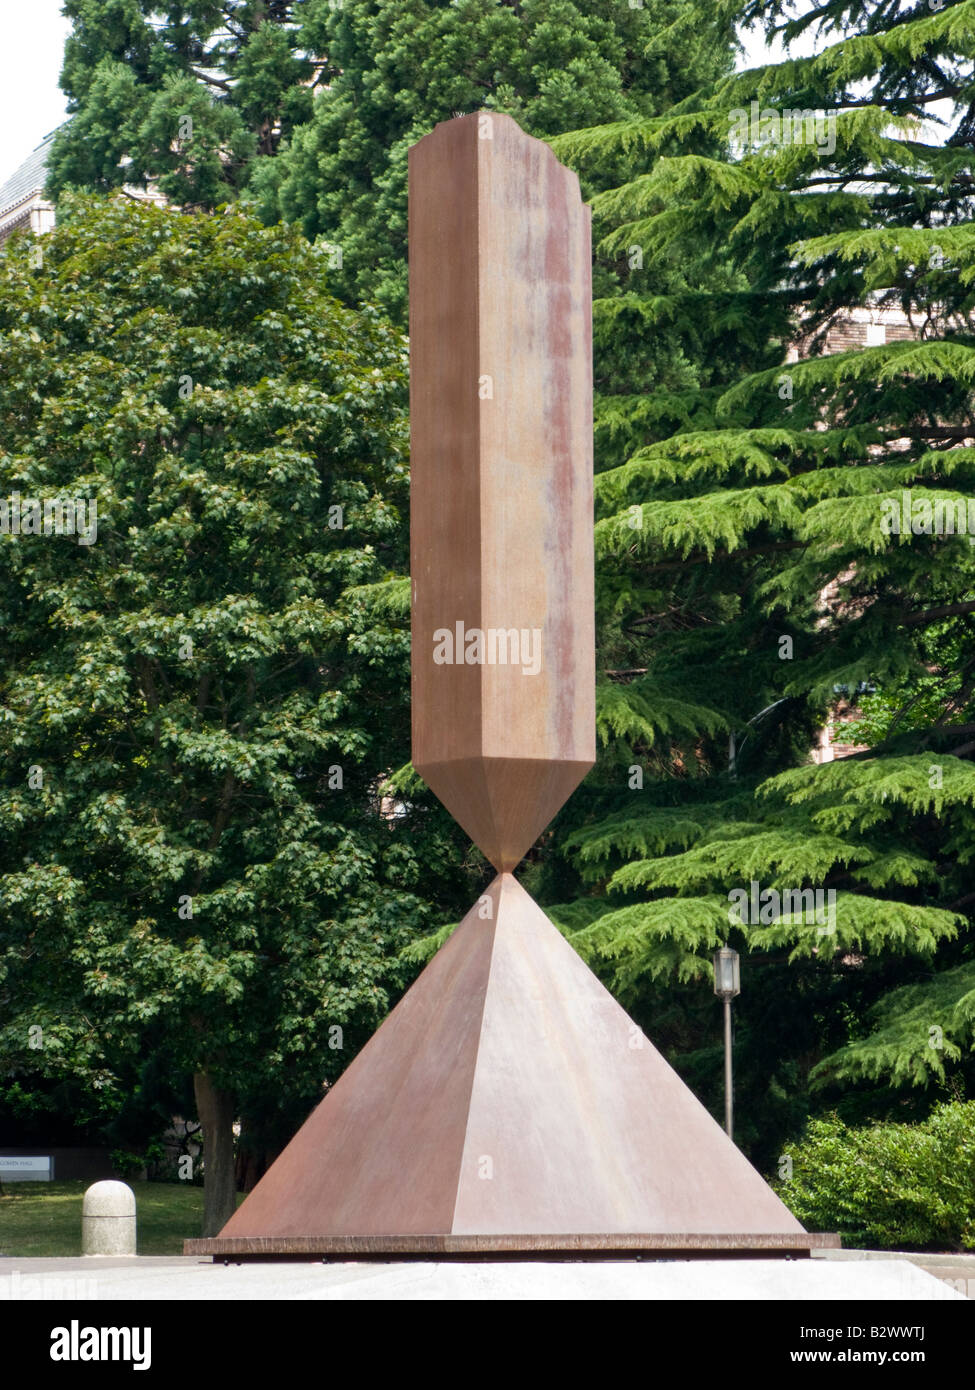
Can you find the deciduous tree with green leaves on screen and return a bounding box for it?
[0,196,470,1234]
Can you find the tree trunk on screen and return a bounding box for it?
[193,1071,237,1237]
[235,1136,281,1192]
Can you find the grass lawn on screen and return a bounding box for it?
[0,1181,244,1256]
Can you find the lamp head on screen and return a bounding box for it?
[713,946,740,1000]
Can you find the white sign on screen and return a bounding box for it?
[0,1155,52,1180]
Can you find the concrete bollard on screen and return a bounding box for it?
[81,1180,137,1256]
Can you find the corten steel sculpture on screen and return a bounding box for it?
[187,113,834,1259]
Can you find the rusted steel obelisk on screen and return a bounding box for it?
[187,113,831,1258]
[409,111,596,868]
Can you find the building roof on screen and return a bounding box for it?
[0,133,57,218]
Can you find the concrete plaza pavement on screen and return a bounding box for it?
[0,1251,970,1300]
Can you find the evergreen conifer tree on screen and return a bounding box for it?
[47,1,734,321]
[543,0,975,1150]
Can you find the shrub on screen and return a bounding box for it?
[773,1101,975,1250]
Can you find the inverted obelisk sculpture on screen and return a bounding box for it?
[410,110,595,869]
[186,113,833,1258]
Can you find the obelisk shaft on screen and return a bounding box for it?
[409,112,595,870]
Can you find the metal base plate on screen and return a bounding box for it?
[185,1232,839,1260]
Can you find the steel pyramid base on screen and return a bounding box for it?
[186,875,836,1260]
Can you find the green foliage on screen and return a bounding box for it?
[265,0,732,319]
[0,196,475,1149]
[775,1103,975,1251]
[51,0,734,324]
[110,1148,150,1181]
[48,2,315,205]
[543,0,975,1158]
[812,962,975,1088]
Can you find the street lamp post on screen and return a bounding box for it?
[713,946,740,1141]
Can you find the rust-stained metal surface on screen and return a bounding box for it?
[193,877,817,1250]
[409,112,595,871]
[189,114,831,1260]
[187,1233,837,1258]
